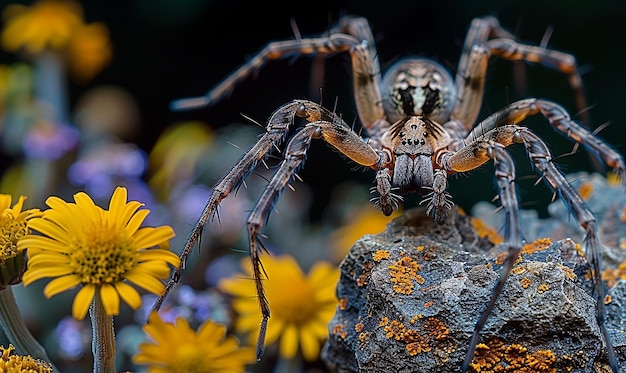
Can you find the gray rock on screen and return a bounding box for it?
[322,206,625,372]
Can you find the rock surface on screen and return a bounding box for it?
[321,206,626,372]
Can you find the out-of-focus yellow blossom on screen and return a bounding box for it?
[133,312,256,373]
[65,22,112,82]
[219,254,339,361]
[1,0,83,54]
[19,187,179,320]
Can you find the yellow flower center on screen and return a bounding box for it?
[0,344,52,373]
[269,276,317,325]
[0,213,28,263]
[69,223,136,284]
[169,343,209,373]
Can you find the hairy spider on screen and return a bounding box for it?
[155,15,624,371]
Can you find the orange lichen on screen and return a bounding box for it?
[602,260,626,288]
[388,256,422,294]
[604,295,612,305]
[424,301,434,308]
[358,331,369,344]
[333,324,347,339]
[537,283,550,294]
[471,217,505,245]
[521,237,552,255]
[373,249,391,261]
[470,338,558,372]
[424,317,449,341]
[511,265,526,275]
[339,296,348,311]
[355,323,364,333]
[356,261,373,287]
[379,317,389,327]
[559,265,577,282]
[520,277,531,289]
[416,245,425,251]
[576,181,594,200]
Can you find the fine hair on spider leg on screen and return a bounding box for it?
[159,14,624,372]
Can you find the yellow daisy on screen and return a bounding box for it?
[219,254,340,361]
[19,187,180,320]
[133,312,256,373]
[1,0,83,54]
[65,21,112,82]
[0,344,53,373]
[0,194,40,288]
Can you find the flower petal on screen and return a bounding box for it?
[100,283,120,316]
[43,274,81,297]
[73,284,95,320]
[278,324,299,359]
[114,281,142,310]
[124,271,165,294]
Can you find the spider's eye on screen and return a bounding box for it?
[423,132,429,137]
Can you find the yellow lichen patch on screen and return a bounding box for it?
[416,245,425,251]
[358,332,369,344]
[332,324,347,339]
[388,256,422,294]
[379,317,389,327]
[424,317,449,341]
[373,249,391,261]
[383,320,431,355]
[406,339,431,355]
[602,261,626,288]
[355,323,364,333]
[576,181,594,200]
[470,338,558,372]
[520,277,532,289]
[471,217,505,245]
[521,237,552,255]
[559,264,577,282]
[511,265,526,275]
[339,296,348,311]
[537,283,550,294]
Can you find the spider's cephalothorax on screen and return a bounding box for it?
[157,15,624,372]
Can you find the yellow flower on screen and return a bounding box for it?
[20,187,180,320]
[0,194,40,288]
[219,254,340,361]
[133,312,256,373]
[329,204,401,261]
[1,0,83,54]
[0,344,53,373]
[65,22,112,83]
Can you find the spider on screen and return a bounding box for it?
[154,15,624,371]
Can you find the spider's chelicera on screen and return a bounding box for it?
[157,15,624,372]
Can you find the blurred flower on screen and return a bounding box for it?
[0,195,40,288]
[53,316,90,360]
[1,0,111,82]
[22,120,79,159]
[329,204,401,262]
[133,311,255,373]
[68,142,148,199]
[65,22,112,83]
[219,254,339,361]
[148,121,213,201]
[0,344,53,373]
[1,0,82,54]
[20,187,179,320]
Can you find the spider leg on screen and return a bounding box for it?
[454,23,586,130]
[227,101,380,360]
[454,143,522,373]
[445,125,620,372]
[152,99,325,311]
[463,98,625,181]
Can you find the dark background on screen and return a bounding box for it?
[6,0,626,216]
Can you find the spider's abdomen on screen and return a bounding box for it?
[382,58,456,124]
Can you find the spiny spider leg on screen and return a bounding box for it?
[442,121,622,372]
[454,23,587,128]
[152,100,316,311]
[460,144,522,372]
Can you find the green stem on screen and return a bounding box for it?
[89,292,116,373]
[0,287,59,372]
